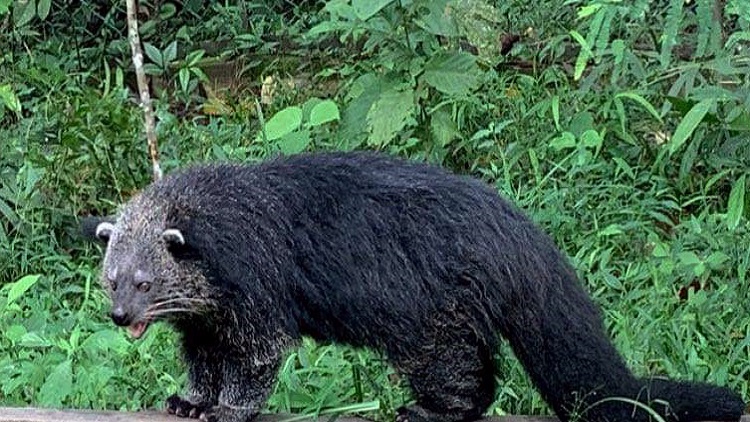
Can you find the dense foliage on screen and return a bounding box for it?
[1,0,749,419]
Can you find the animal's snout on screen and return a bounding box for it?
[110,306,131,326]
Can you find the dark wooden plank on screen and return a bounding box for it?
[0,408,748,422]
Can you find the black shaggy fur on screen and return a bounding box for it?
[88,152,744,422]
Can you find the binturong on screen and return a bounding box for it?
[85,152,745,422]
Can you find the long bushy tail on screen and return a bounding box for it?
[499,263,744,422]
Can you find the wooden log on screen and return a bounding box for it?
[0,408,748,422]
[0,408,550,422]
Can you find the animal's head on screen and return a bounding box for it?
[86,197,211,338]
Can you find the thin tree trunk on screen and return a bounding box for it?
[125,0,162,181]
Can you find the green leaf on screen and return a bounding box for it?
[159,2,176,19]
[570,111,594,138]
[678,251,702,266]
[598,224,623,237]
[143,43,162,67]
[190,67,208,82]
[81,329,130,354]
[422,52,481,96]
[727,175,746,230]
[602,272,623,290]
[339,74,393,149]
[367,86,414,147]
[178,68,190,93]
[164,41,178,63]
[38,360,72,407]
[352,0,393,21]
[580,129,602,148]
[679,131,702,182]
[705,251,730,268]
[612,157,635,179]
[430,108,459,147]
[551,96,560,131]
[5,274,41,306]
[615,92,663,123]
[277,130,311,155]
[414,0,457,36]
[13,0,35,26]
[669,99,714,154]
[549,132,576,151]
[36,0,49,19]
[726,31,750,52]
[0,84,21,113]
[263,107,303,142]
[19,332,52,348]
[309,100,340,127]
[569,30,593,81]
[186,49,205,67]
[4,324,26,343]
[577,4,602,18]
[142,63,163,76]
[728,110,750,132]
[660,0,684,68]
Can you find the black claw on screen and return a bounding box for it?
[198,409,218,422]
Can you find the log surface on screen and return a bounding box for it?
[1,408,749,422]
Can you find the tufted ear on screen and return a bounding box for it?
[95,222,115,242]
[80,216,116,243]
[162,228,185,246]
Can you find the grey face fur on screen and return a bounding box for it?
[96,195,209,338]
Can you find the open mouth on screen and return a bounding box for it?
[128,320,150,339]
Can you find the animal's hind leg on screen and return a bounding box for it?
[393,335,496,422]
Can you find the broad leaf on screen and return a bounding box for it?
[38,360,72,407]
[263,107,303,141]
[340,73,400,149]
[352,0,393,21]
[309,100,340,127]
[13,0,35,26]
[37,0,50,20]
[367,86,414,147]
[164,41,178,63]
[414,0,457,36]
[422,52,480,96]
[0,84,21,112]
[143,43,162,67]
[430,108,459,147]
[277,130,311,155]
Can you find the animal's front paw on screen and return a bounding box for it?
[395,407,411,422]
[198,404,258,422]
[166,394,213,419]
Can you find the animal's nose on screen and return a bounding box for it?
[110,307,131,326]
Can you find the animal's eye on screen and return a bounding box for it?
[137,282,151,293]
[109,279,118,291]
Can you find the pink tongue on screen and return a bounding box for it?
[128,321,148,339]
